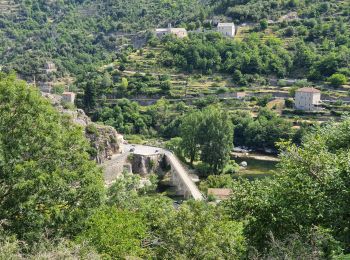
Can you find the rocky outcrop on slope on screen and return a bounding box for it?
[42,93,124,163]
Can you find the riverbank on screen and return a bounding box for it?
[232,152,280,162]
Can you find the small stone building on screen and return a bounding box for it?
[233,92,246,99]
[62,92,76,104]
[156,27,188,38]
[295,87,321,111]
[217,23,235,38]
[44,62,57,74]
[38,82,53,93]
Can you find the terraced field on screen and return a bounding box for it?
[0,0,19,16]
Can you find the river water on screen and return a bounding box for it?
[234,155,278,180]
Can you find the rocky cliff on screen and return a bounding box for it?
[42,93,124,163]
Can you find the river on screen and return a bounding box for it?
[233,153,279,180]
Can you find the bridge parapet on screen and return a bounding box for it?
[164,152,204,201]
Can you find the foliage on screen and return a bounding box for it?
[78,206,148,259]
[0,73,105,243]
[328,73,347,88]
[252,228,342,260]
[223,119,350,254]
[232,109,293,150]
[165,137,185,160]
[180,106,233,173]
[160,33,293,77]
[145,200,246,259]
[0,231,100,260]
[199,174,235,193]
[0,0,207,79]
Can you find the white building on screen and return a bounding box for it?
[295,87,321,111]
[217,23,235,38]
[155,27,188,38]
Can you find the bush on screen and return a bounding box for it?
[77,207,148,258]
[285,98,294,109]
[85,124,99,135]
[328,73,347,88]
[223,160,240,174]
[216,86,229,94]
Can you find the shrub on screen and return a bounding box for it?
[85,124,99,135]
[328,73,347,88]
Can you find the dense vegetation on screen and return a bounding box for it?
[160,33,293,77]
[0,73,104,243]
[1,0,350,258]
[0,0,206,78]
[1,74,350,258]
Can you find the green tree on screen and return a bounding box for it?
[328,73,347,87]
[260,19,268,30]
[0,73,104,242]
[83,84,97,111]
[180,110,202,166]
[224,119,350,254]
[78,207,148,258]
[152,201,246,259]
[165,137,185,160]
[198,106,234,173]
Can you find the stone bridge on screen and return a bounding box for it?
[121,145,204,201]
[164,151,204,200]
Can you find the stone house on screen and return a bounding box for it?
[233,92,246,99]
[156,27,188,38]
[217,23,235,38]
[295,87,321,111]
[62,92,76,104]
[44,61,57,74]
[38,82,53,93]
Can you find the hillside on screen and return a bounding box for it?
[0,0,207,78]
[1,1,350,259]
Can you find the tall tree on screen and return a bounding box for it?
[180,110,202,166]
[83,83,97,111]
[198,106,234,173]
[0,73,104,242]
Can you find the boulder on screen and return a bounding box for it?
[240,161,248,167]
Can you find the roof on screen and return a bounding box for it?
[218,23,235,27]
[170,28,187,32]
[296,87,321,93]
[156,28,168,32]
[62,92,76,96]
[208,188,232,200]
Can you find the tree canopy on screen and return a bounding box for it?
[0,73,105,242]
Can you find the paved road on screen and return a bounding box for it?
[125,144,204,200]
[124,144,165,155]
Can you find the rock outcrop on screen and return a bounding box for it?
[85,123,124,163]
[42,93,124,163]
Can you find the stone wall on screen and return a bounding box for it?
[130,153,165,176]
